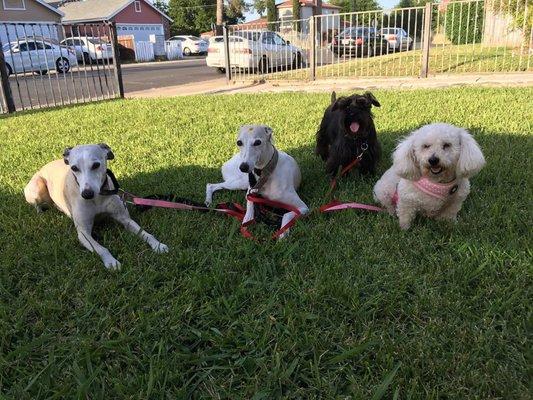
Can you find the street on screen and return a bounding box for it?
[4,56,219,110]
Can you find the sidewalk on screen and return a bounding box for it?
[126,72,533,98]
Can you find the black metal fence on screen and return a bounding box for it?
[220,0,532,82]
[0,22,123,114]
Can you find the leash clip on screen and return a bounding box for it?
[118,189,136,206]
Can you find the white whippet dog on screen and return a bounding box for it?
[24,144,168,270]
[205,125,309,238]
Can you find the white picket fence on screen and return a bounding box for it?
[165,40,183,60]
[134,41,155,62]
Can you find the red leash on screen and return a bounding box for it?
[240,193,302,240]
[320,143,386,215]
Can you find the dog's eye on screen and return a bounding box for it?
[253,140,262,146]
[236,140,243,146]
[423,144,431,149]
[443,143,451,150]
[91,162,101,170]
[71,166,79,172]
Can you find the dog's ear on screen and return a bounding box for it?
[331,96,351,111]
[456,129,485,178]
[393,135,420,180]
[63,147,72,165]
[364,92,380,107]
[263,126,274,143]
[331,91,337,104]
[99,143,114,160]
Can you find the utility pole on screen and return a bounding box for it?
[216,0,224,35]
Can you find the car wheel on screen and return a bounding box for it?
[367,46,374,57]
[292,52,302,69]
[56,57,70,74]
[5,64,13,77]
[217,67,226,74]
[258,56,269,74]
[183,47,191,56]
[408,42,413,51]
[83,52,91,64]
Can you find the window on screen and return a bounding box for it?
[18,41,37,51]
[272,33,286,46]
[3,0,25,10]
[134,0,141,13]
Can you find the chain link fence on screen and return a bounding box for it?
[219,0,531,83]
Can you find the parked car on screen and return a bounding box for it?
[331,27,389,57]
[206,31,304,73]
[60,37,113,63]
[2,39,77,76]
[168,35,208,56]
[379,28,413,51]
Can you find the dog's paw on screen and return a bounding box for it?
[153,243,169,254]
[104,257,121,271]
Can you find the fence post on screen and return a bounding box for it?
[109,22,125,98]
[309,16,316,81]
[420,2,432,78]
[0,40,15,113]
[223,23,232,84]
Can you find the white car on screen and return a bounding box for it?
[60,37,113,63]
[379,28,413,51]
[168,35,208,56]
[206,31,304,73]
[2,39,78,76]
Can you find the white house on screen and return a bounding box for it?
[277,0,341,33]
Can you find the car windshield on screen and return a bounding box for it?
[234,31,261,41]
[338,27,367,37]
[380,28,398,34]
[2,43,13,52]
[188,36,201,41]
[88,38,109,45]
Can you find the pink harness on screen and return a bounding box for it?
[392,177,458,206]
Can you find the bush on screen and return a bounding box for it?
[445,0,485,45]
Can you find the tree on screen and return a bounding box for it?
[444,0,484,45]
[253,0,267,16]
[152,0,170,15]
[225,0,247,24]
[330,0,379,14]
[266,0,277,23]
[484,0,531,46]
[168,0,217,36]
[292,0,301,30]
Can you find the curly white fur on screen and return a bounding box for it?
[373,123,485,230]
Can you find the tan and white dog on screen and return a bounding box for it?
[24,144,168,269]
[205,125,308,238]
[373,123,485,230]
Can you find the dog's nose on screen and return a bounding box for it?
[81,189,95,199]
[428,156,440,166]
[239,163,250,173]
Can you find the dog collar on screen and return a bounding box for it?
[99,169,120,196]
[248,149,279,192]
[413,177,458,200]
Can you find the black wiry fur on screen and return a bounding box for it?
[316,91,381,178]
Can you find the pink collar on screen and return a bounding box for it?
[413,177,458,200]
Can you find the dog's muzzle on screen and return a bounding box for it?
[81,189,95,199]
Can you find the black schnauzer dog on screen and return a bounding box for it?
[316,91,381,178]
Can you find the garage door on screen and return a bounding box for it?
[116,24,164,42]
[0,23,60,45]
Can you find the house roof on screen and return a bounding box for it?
[277,1,341,10]
[55,0,172,23]
[33,0,65,16]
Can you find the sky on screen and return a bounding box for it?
[154,0,398,22]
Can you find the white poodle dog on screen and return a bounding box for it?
[373,123,485,230]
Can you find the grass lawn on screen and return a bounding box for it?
[0,87,531,399]
[267,44,532,81]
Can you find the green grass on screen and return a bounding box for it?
[0,88,532,399]
[270,44,532,80]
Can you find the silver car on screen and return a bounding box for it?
[2,39,78,76]
[60,37,113,63]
